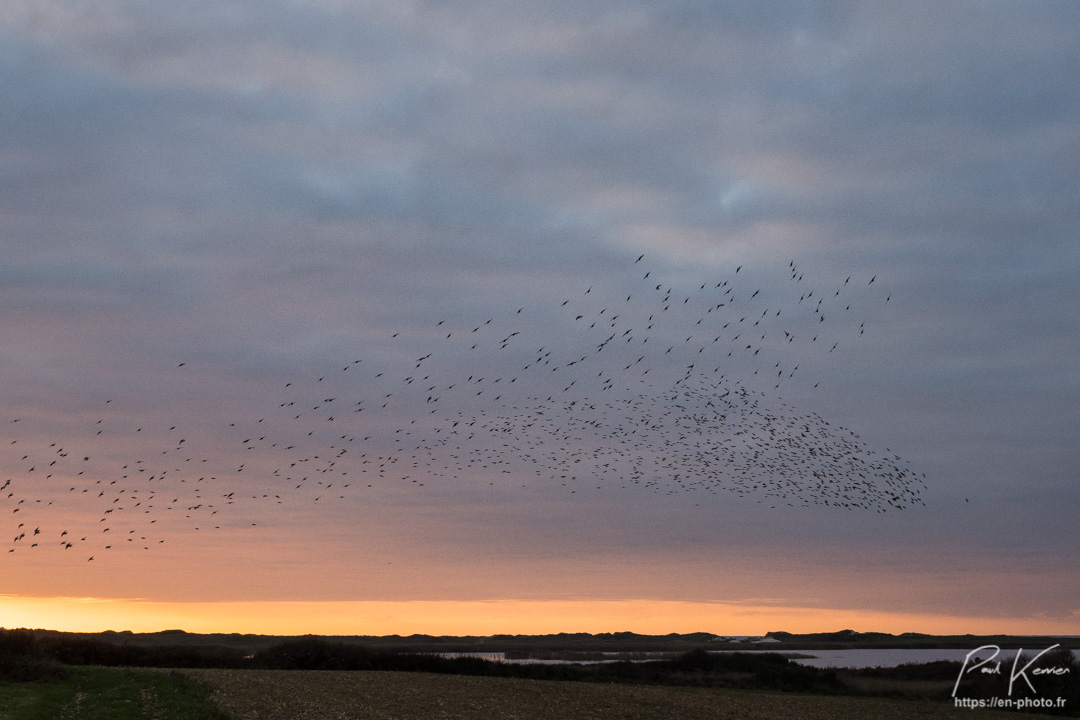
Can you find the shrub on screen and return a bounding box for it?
[0,628,70,682]
[252,637,375,670]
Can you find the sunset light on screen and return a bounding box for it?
[0,7,1075,720]
[5,596,1077,638]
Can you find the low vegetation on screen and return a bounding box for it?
[0,629,69,683]
[2,629,1076,718]
[178,667,1045,720]
[0,666,227,720]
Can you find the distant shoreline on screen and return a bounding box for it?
[9,627,1076,654]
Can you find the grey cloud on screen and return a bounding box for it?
[1,0,1077,622]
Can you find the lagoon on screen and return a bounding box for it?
[439,646,1080,669]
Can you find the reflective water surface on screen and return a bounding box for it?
[438,646,1080,669]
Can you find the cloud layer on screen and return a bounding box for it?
[1,1,1077,628]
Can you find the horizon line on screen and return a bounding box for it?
[2,596,1076,637]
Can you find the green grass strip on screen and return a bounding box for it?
[0,667,229,720]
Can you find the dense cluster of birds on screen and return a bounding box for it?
[2,255,925,561]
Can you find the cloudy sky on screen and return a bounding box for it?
[2,1,1078,635]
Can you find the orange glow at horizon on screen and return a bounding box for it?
[2,595,1077,637]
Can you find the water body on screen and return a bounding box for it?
[439,646,1079,669]
[782,647,1078,669]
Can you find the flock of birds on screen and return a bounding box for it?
[2,255,925,561]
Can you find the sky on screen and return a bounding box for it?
[1,1,1078,636]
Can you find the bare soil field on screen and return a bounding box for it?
[178,668,1053,720]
